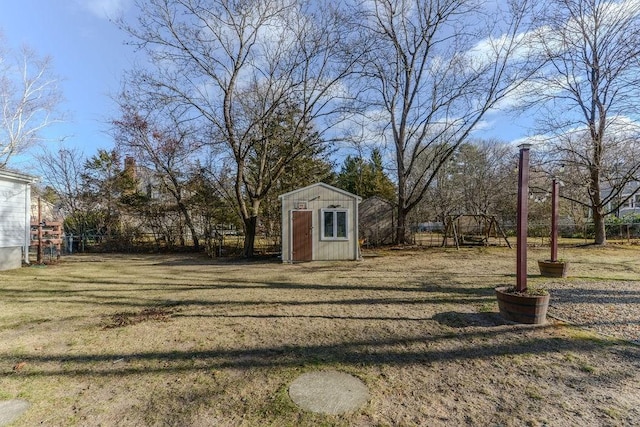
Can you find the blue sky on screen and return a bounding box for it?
[1,0,136,170]
[1,0,530,173]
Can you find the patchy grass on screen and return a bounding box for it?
[0,246,639,426]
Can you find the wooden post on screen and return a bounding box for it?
[551,179,559,262]
[516,144,531,292]
[37,197,43,264]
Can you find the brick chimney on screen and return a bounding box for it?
[124,156,136,181]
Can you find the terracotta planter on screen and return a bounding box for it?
[495,286,550,325]
[538,260,568,278]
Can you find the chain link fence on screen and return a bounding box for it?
[410,220,640,248]
[46,220,640,257]
[57,231,281,257]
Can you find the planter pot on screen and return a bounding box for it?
[538,260,568,278]
[495,286,550,325]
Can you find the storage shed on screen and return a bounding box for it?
[279,183,362,262]
[0,169,37,270]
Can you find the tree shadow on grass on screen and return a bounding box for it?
[431,311,509,328]
[561,275,640,282]
[153,254,281,266]
[0,277,500,311]
[549,287,640,304]
[2,325,637,382]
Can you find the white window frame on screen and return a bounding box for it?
[321,209,349,240]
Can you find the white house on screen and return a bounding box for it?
[0,169,37,270]
[279,183,362,262]
[600,181,640,218]
[612,182,640,217]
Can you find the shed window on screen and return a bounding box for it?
[321,209,348,240]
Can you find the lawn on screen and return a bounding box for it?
[0,246,639,426]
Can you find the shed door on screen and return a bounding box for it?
[292,210,312,262]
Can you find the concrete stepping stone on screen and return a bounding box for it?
[0,399,30,426]
[289,370,369,415]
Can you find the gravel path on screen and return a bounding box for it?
[547,279,640,345]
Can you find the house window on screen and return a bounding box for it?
[321,209,348,240]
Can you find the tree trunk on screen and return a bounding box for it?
[396,206,408,245]
[589,164,606,246]
[395,151,408,245]
[177,202,200,251]
[179,225,186,247]
[243,216,257,258]
[593,208,607,245]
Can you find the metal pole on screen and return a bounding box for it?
[516,144,531,292]
[551,179,559,262]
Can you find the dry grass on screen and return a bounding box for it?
[0,246,639,426]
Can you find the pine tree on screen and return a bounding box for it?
[336,149,396,200]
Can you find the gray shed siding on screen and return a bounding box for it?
[280,183,361,262]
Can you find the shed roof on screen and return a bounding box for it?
[0,168,38,184]
[278,182,362,202]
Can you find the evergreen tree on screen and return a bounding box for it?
[336,149,396,200]
[77,149,133,242]
[369,149,396,201]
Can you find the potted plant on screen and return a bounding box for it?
[495,285,550,324]
[538,179,568,278]
[538,258,568,277]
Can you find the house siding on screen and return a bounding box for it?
[0,247,22,270]
[602,182,640,217]
[0,177,30,247]
[0,170,35,270]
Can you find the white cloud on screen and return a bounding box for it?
[510,114,640,148]
[510,133,551,147]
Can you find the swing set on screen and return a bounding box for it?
[441,214,511,249]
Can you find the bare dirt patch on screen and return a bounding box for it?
[103,306,179,329]
[0,247,638,426]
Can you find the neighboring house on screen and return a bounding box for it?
[604,181,640,217]
[124,156,162,200]
[359,196,395,246]
[0,169,37,270]
[279,183,362,262]
[30,196,59,222]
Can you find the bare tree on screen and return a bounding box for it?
[454,140,518,220]
[36,146,106,248]
[0,35,63,167]
[112,103,204,250]
[36,146,86,216]
[422,140,518,224]
[531,0,640,245]
[119,0,358,256]
[351,0,540,244]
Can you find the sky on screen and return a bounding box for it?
[0,0,531,174]
[1,0,137,171]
